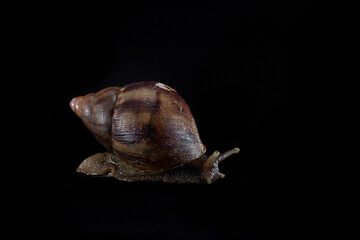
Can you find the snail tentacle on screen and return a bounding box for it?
[217,148,240,163]
[200,148,239,184]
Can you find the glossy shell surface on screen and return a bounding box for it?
[71,81,206,171]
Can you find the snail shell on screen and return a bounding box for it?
[70,81,206,172]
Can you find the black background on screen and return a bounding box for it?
[20,1,339,239]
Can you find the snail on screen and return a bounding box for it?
[70,81,239,184]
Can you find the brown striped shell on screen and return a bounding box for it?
[70,81,206,172]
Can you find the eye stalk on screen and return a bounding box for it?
[201,148,240,184]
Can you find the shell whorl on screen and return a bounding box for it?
[70,87,120,150]
[71,82,206,172]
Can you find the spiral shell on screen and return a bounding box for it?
[70,81,206,172]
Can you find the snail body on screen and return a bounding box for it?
[70,81,239,184]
